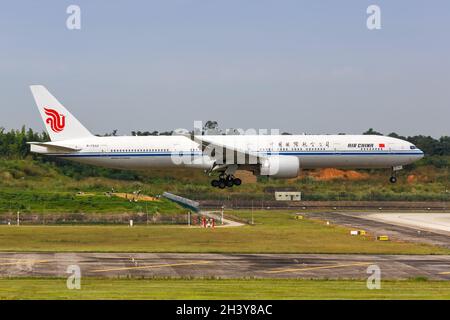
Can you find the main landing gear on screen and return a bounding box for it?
[211,175,242,189]
[389,165,403,184]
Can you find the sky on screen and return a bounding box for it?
[0,0,449,137]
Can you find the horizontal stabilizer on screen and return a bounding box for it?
[28,142,80,154]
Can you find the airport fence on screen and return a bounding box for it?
[198,200,450,211]
[0,212,201,225]
[180,192,450,202]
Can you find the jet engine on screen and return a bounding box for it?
[259,156,300,178]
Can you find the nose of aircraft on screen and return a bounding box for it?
[417,148,424,159]
[406,141,424,161]
[411,145,425,160]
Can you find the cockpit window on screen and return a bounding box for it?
[410,145,417,150]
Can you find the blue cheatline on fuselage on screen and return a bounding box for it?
[49,150,424,158]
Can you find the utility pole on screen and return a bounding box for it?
[251,200,254,225]
[43,202,46,225]
[188,211,191,227]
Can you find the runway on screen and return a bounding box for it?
[365,213,450,234]
[1,253,450,280]
[306,211,450,248]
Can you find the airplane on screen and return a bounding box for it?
[29,85,424,188]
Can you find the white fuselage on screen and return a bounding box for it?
[31,134,424,172]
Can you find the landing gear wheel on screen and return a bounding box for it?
[211,180,219,187]
[212,173,241,188]
[389,166,402,184]
[218,179,226,189]
[233,178,242,186]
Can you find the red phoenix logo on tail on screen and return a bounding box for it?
[44,108,65,133]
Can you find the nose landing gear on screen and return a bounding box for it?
[211,175,242,188]
[389,165,403,184]
[389,176,397,184]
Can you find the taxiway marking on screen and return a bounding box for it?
[0,259,52,266]
[91,260,212,273]
[265,262,373,274]
[438,271,450,275]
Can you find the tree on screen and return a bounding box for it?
[407,135,440,156]
[363,128,383,136]
[203,120,219,131]
[203,120,221,135]
[101,129,118,137]
[387,132,406,140]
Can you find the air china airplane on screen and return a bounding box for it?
[29,85,424,189]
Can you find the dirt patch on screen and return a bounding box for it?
[308,168,369,181]
[75,192,96,197]
[113,193,159,202]
[235,170,257,183]
[0,171,13,181]
[74,192,159,202]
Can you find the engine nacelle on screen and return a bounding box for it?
[259,156,300,178]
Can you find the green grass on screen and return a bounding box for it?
[0,189,182,214]
[0,211,448,254]
[1,278,450,299]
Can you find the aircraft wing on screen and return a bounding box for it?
[192,135,263,169]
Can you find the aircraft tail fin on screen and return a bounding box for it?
[29,85,93,141]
